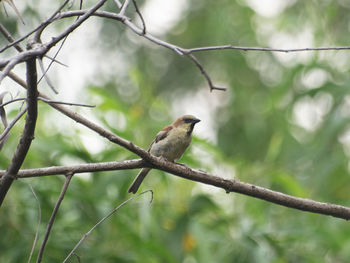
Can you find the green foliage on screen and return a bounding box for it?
[2,1,350,262]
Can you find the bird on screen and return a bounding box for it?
[128,115,201,194]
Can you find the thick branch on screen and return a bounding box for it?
[0,56,38,206]
[0,158,350,220]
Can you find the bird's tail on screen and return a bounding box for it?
[128,168,151,194]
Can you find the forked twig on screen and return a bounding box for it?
[131,0,146,35]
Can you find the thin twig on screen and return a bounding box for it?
[0,92,9,128]
[0,97,26,108]
[38,58,59,94]
[131,0,146,35]
[0,22,67,67]
[2,0,25,24]
[27,184,42,263]
[37,42,69,86]
[119,0,130,16]
[0,1,109,84]
[185,45,350,54]
[42,55,68,67]
[186,53,226,91]
[0,159,146,178]
[0,107,27,142]
[36,173,74,263]
[0,23,23,52]
[0,0,71,53]
[63,190,153,263]
[38,97,95,108]
[113,0,123,9]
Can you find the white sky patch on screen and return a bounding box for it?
[269,28,314,67]
[171,86,231,143]
[337,95,350,119]
[80,130,108,154]
[301,68,328,90]
[141,0,188,35]
[245,0,296,18]
[47,19,103,101]
[338,126,350,159]
[292,92,333,132]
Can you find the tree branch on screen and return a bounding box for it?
[0,159,146,178]
[0,55,38,206]
[184,45,350,53]
[0,157,349,220]
[3,70,350,219]
[1,5,350,220]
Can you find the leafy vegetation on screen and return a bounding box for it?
[1,1,350,262]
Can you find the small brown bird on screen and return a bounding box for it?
[128,115,201,194]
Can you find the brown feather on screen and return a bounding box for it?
[148,125,173,151]
[172,117,183,127]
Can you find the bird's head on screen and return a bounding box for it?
[173,115,201,135]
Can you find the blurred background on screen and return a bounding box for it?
[1,0,350,262]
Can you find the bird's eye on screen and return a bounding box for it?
[183,118,193,123]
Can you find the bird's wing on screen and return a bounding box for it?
[148,125,173,151]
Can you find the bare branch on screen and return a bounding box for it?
[45,0,108,51]
[1,4,350,220]
[38,58,58,94]
[0,22,67,68]
[38,97,95,108]
[113,0,123,9]
[131,0,146,35]
[0,156,350,220]
[36,173,73,263]
[186,53,226,91]
[2,0,25,24]
[0,0,71,53]
[0,54,38,206]
[5,69,350,219]
[119,0,130,16]
[0,159,145,178]
[185,45,350,54]
[0,107,27,146]
[0,97,26,108]
[54,10,224,91]
[0,23,23,52]
[0,92,9,128]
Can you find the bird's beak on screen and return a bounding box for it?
[192,118,201,124]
